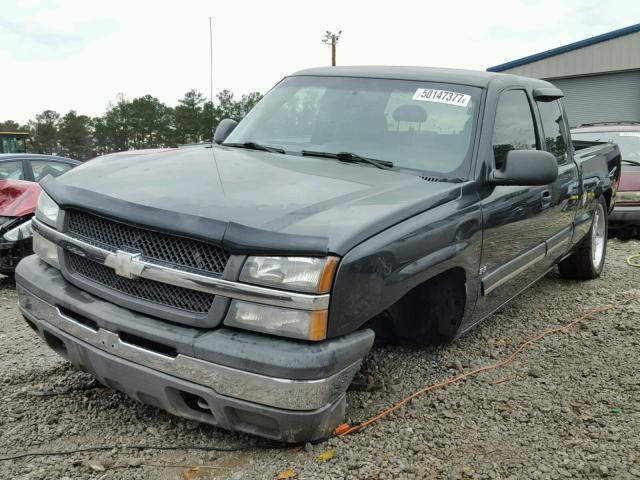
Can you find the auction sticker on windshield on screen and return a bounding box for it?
[413,89,471,107]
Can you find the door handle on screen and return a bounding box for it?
[541,189,552,208]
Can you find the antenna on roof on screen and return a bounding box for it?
[209,16,214,143]
[207,16,225,195]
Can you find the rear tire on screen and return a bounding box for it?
[558,196,607,280]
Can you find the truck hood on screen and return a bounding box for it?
[51,146,461,254]
[0,179,41,218]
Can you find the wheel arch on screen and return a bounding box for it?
[602,187,614,214]
[378,266,468,343]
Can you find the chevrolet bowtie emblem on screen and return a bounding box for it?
[105,250,145,279]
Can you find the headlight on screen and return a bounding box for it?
[3,219,34,242]
[35,191,60,228]
[224,300,328,340]
[33,232,60,269]
[616,191,640,203]
[239,256,339,293]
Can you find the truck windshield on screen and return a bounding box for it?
[226,76,481,177]
[571,131,640,161]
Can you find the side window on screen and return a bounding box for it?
[0,160,24,180]
[492,90,537,169]
[31,161,73,182]
[537,100,568,164]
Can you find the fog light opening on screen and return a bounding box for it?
[24,318,39,333]
[180,391,212,415]
[43,330,67,356]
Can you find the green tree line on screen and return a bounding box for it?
[0,89,262,160]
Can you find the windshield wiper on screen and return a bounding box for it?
[622,159,640,166]
[223,141,285,154]
[301,150,393,170]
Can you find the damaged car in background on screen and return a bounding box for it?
[572,122,640,239]
[0,154,79,275]
[16,67,619,442]
[0,180,38,275]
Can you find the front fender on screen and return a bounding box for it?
[327,197,483,338]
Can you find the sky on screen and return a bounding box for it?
[0,0,637,124]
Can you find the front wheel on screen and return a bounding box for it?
[558,196,608,279]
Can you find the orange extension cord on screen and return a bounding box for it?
[334,293,640,438]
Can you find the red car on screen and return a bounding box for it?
[0,154,80,274]
[572,123,640,239]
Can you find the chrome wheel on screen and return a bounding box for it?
[591,202,606,269]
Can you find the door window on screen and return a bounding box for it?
[0,160,24,180]
[492,90,538,169]
[31,161,73,182]
[537,100,568,164]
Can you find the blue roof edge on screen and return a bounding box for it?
[487,23,640,72]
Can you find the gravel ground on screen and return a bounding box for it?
[1,238,640,480]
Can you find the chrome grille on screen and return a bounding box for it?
[66,210,229,276]
[68,252,214,313]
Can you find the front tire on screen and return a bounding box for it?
[558,196,608,279]
[387,270,466,344]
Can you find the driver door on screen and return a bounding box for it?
[475,88,551,320]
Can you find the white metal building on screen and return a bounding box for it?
[487,23,640,126]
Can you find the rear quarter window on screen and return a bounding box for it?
[537,100,569,165]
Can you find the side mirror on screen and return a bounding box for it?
[489,149,558,186]
[213,118,238,144]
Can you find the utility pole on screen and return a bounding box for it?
[322,30,342,66]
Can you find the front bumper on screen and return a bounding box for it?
[609,205,640,228]
[16,256,374,442]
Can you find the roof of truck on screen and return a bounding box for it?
[290,65,552,89]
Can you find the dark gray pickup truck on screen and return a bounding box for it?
[16,67,620,443]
